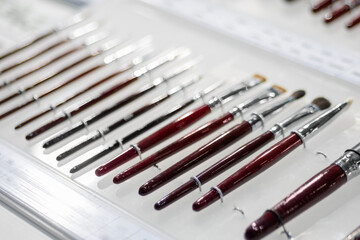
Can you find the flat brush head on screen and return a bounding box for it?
[290,90,306,100]
[312,97,331,110]
[253,74,266,83]
[271,84,287,94]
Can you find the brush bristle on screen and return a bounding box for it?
[312,97,331,110]
[291,90,306,100]
[253,74,266,83]
[347,98,353,107]
[272,85,286,94]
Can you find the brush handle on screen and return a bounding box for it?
[193,133,302,211]
[312,0,334,13]
[197,130,275,184]
[27,76,139,140]
[138,121,252,195]
[95,104,212,176]
[12,45,82,82]
[245,164,346,240]
[0,63,104,105]
[0,46,94,90]
[122,98,195,144]
[325,4,351,23]
[154,131,275,210]
[16,69,129,129]
[219,133,302,194]
[0,54,98,120]
[347,12,360,28]
[1,38,68,74]
[0,29,55,60]
[57,93,170,159]
[70,98,197,174]
[137,104,212,151]
[113,112,235,183]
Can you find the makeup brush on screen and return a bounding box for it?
[192,99,352,212]
[154,97,330,210]
[0,13,86,61]
[55,76,199,160]
[69,82,221,174]
[245,142,360,239]
[113,86,287,185]
[94,75,266,177]
[26,48,190,140]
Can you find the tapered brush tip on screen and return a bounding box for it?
[253,74,266,83]
[271,85,286,94]
[347,98,354,107]
[290,90,306,100]
[312,97,331,110]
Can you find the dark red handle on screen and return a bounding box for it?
[155,130,276,210]
[198,130,275,184]
[245,164,346,240]
[137,104,212,151]
[25,76,138,140]
[95,104,212,177]
[138,121,252,195]
[193,133,302,212]
[312,0,333,12]
[274,163,346,221]
[113,112,235,183]
[219,133,302,195]
[325,4,351,23]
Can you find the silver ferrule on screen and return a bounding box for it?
[167,76,199,96]
[69,21,99,39]
[133,47,190,78]
[269,103,320,138]
[207,76,264,109]
[292,100,350,143]
[192,80,222,101]
[229,87,282,119]
[247,92,297,130]
[344,225,360,240]
[334,143,360,181]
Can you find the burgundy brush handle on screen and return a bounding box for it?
[113,112,235,184]
[138,121,253,196]
[15,68,130,129]
[347,13,360,28]
[95,104,212,177]
[154,130,276,210]
[325,4,351,23]
[0,38,67,74]
[0,63,103,105]
[25,76,138,139]
[193,133,302,211]
[0,29,55,60]
[12,45,82,82]
[0,63,104,119]
[245,164,346,240]
[312,0,334,12]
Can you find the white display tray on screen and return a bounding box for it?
[0,0,359,239]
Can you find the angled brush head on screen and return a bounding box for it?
[271,85,286,95]
[312,97,331,110]
[253,74,266,83]
[290,90,306,100]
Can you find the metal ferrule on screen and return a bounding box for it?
[167,76,199,96]
[334,143,360,181]
[269,103,320,138]
[246,90,295,130]
[132,48,190,78]
[207,76,263,109]
[229,87,281,119]
[192,81,223,101]
[292,100,350,143]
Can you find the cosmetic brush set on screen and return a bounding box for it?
[0,13,359,240]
